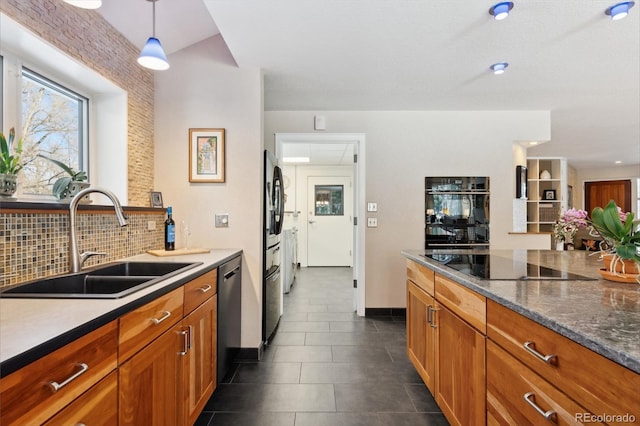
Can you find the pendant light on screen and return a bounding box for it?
[490,62,509,75]
[489,2,514,20]
[63,0,102,9]
[605,2,635,20]
[138,0,170,70]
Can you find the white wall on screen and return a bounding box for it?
[265,111,551,308]
[155,35,264,348]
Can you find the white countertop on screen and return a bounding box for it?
[0,249,241,374]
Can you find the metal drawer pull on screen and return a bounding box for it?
[178,329,189,355]
[429,306,439,328]
[524,341,557,364]
[524,392,557,421]
[47,362,88,393]
[151,310,171,325]
[198,284,212,293]
[426,305,431,324]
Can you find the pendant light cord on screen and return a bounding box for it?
[152,0,156,37]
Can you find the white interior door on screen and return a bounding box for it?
[307,176,353,266]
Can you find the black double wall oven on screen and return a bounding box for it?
[425,177,490,249]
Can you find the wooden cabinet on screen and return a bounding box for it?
[182,295,218,425]
[487,300,640,424]
[435,274,486,426]
[0,320,118,426]
[119,322,185,426]
[44,371,118,426]
[406,261,486,426]
[407,280,437,393]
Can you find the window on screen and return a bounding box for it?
[19,68,88,195]
[315,185,344,215]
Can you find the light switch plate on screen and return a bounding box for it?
[215,213,229,228]
[367,202,377,212]
[367,217,378,227]
[314,115,326,130]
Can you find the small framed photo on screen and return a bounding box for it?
[150,191,164,208]
[543,189,556,200]
[189,128,225,183]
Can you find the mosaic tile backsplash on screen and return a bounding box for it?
[0,211,165,287]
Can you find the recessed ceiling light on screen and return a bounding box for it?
[615,160,622,164]
[489,2,514,20]
[529,141,539,146]
[606,1,635,20]
[490,62,509,74]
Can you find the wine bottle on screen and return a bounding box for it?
[164,206,175,251]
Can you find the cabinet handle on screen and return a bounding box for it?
[47,362,88,393]
[523,392,557,422]
[426,305,433,324]
[198,284,212,293]
[188,325,194,350]
[178,329,189,355]
[523,341,557,364]
[429,306,439,328]
[150,310,171,325]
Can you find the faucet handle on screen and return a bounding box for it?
[80,251,107,267]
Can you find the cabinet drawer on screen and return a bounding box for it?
[119,287,184,362]
[0,321,118,426]
[407,260,435,296]
[184,268,217,315]
[487,340,597,426]
[487,300,640,421]
[435,274,486,333]
[44,371,118,426]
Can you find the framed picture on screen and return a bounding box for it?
[150,191,163,208]
[515,165,528,199]
[543,189,556,200]
[189,128,225,183]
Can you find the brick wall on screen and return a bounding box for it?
[1,0,154,206]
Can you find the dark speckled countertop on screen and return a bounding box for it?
[402,249,640,374]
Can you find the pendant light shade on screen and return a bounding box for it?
[138,37,170,70]
[138,0,170,70]
[490,62,509,74]
[63,0,102,9]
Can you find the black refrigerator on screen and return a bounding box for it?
[263,150,285,344]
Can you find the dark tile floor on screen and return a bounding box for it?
[196,267,448,426]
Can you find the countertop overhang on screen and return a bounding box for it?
[402,249,640,374]
[0,249,242,377]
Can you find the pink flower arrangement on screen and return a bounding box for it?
[552,208,589,242]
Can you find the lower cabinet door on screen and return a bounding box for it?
[436,304,486,426]
[407,280,437,393]
[119,323,184,426]
[44,371,118,426]
[183,294,217,425]
[487,340,600,426]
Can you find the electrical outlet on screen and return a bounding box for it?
[367,217,378,227]
[215,213,229,228]
[147,221,156,230]
[367,202,378,212]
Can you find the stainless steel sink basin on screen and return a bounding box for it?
[0,261,202,299]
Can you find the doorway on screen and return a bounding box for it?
[585,180,631,213]
[307,176,353,266]
[275,133,366,316]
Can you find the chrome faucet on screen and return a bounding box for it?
[69,187,128,273]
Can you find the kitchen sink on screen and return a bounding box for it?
[0,261,202,299]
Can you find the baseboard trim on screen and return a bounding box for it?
[365,307,406,317]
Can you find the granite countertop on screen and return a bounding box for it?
[0,249,242,377]
[402,249,640,374]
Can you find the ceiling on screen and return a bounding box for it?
[98,0,639,169]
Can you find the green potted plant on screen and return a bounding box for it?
[0,128,25,197]
[38,154,89,200]
[589,200,640,282]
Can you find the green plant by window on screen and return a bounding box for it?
[0,128,27,175]
[38,154,87,199]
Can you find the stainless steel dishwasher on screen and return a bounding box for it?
[217,255,241,383]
